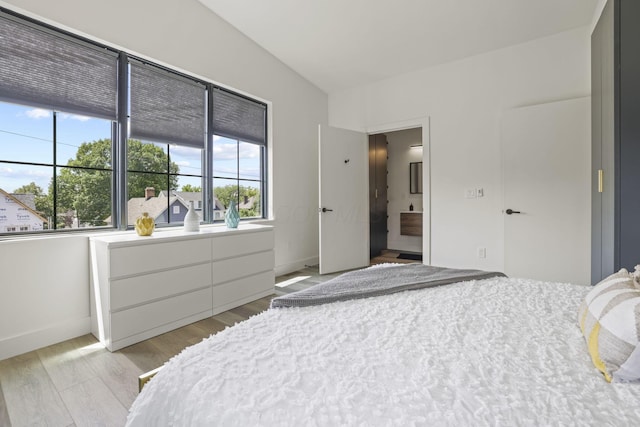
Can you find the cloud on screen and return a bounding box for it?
[170,145,201,158]
[0,166,51,192]
[212,141,261,160]
[59,113,91,122]
[25,108,51,119]
[0,166,50,179]
[24,109,92,121]
[212,143,237,160]
[239,143,260,159]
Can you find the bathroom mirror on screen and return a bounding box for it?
[409,162,422,194]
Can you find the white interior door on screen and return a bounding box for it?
[502,97,590,285]
[319,124,369,274]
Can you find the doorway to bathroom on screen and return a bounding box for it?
[369,127,424,265]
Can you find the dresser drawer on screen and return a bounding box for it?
[110,263,211,311]
[211,230,274,260]
[212,270,275,311]
[212,250,274,285]
[110,287,212,342]
[109,238,211,278]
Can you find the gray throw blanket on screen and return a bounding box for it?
[270,263,506,308]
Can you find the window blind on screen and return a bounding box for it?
[0,13,118,120]
[212,88,266,145]
[130,60,206,148]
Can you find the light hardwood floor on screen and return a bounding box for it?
[370,249,422,265]
[0,258,424,426]
[0,266,346,427]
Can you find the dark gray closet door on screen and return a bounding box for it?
[369,134,388,258]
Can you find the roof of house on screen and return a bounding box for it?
[239,196,257,210]
[128,195,186,224]
[105,191,228,224]
[161,190,225,211]
[11,193,36,211]
[0,189,48,224]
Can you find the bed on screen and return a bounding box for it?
[126,264,640,426]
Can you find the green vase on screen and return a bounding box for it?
[225,200,240,228]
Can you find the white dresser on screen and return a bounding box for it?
[89,224,274,351]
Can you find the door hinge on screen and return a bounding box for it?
[375,188,378,199]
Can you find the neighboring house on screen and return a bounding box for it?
[161,190,226,221]
[121,187,188,225]
[0,188,48,232]
[106,188,227,225]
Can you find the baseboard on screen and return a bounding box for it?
[0,317,91,361]
[275,256,319,276]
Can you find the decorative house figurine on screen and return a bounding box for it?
[184,200,200,232]
[225,200,240,229]
[135,212,154,236]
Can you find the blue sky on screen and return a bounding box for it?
[0,101,261,195]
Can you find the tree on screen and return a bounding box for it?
[126,140,179,198]
[13,182,43,196]
[53,139,179,227]
[181,184,201,192]
[214,184,260,218]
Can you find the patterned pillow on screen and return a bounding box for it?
[578,268,640,382]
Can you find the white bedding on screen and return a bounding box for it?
[127,275,640,426]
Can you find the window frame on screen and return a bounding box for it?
[0,8,268,236]
[0,105,116,234]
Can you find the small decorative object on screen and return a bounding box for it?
[135,212,154,236]
[184,200,200,232]
[409,203,414,211]
[225,199,240,229]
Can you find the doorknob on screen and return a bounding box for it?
[505,209,521,215]
[320,207,333,213]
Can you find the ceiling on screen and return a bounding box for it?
[198,0,598,94]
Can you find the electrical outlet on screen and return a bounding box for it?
[465,189,477,199]
[477,247,486,258]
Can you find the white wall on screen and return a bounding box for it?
[0,0,327,360]
[0,236,90,360]
[329,26,591,271]
[384,128,423,253]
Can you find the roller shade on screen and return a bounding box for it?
[212,88,266,145]
[130,60,206,148]
[0,13,118,119]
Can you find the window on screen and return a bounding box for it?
[127,60,206,227]
[125,140,203,226]
[0,11,117,234]
[211,88,267,220]
[0,10,267,235]
[0,101,114,232]
[213,137,264,219]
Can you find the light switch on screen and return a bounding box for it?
[465,189,477,199]
[477,188,484,197]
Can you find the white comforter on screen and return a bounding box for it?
[127,275,640,426]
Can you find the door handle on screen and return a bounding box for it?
[598,169,603,193]
[505,209,521,215]
[320,207,333,213]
